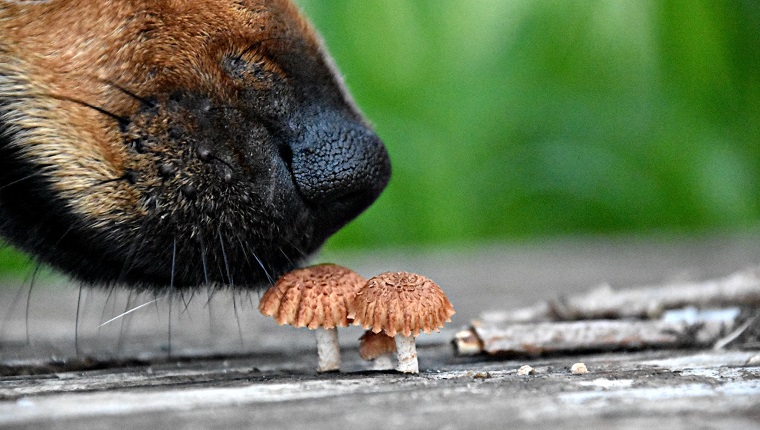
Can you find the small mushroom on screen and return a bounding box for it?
[349,271,455,374]
[258,263,365,372]
[359,330,397,370]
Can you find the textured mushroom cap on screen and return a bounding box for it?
[359,330,397,360]
[349,271,455,337]
[258,264,366,329]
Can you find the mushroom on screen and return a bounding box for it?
[359,330,397,370]
[349,271,455,374]
[258,263,365,372]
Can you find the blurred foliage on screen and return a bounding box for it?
[0,245,33,277]
[1,0,759,275]
[296,0,760,249]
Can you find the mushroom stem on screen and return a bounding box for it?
[395,334,418,374]
[315,328,340,372]
[372,353,394,371]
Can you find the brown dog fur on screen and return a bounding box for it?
[0,0,390,290]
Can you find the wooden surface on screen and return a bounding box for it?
[1,233,760,429]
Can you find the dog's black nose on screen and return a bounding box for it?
[289,109,391,235]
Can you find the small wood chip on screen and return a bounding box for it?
[517,365,535,375]
[454,328,483,355]
[570,363,588,374]
[471,371,491,379]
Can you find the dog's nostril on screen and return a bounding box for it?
[290,119,391,224]
[277,142,294,171]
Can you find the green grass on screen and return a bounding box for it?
[1,0,759,275]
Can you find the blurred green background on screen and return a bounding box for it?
[299,0,760,248]
[1,0,759,275]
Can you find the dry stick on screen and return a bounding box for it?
[456,267,760,356]
[456,316,734,356]
[712,315,758,351]
[555,269,760,320]
[479,267,760,324]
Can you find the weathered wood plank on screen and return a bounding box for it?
[1,348,759,429]
[3,236,760,429]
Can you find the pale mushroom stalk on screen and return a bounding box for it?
[394,334,418,373]
[315,328,340,372]
[372,354,394,371]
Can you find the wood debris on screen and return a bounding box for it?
[517,365,535,375]
[570,363,588,374]
[455,267,760,356]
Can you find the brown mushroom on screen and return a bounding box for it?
[349,271,455,373]
[258,263,365,372]
[359,330,397,370]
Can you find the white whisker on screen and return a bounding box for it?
[99,297,165,328]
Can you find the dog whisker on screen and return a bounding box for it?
[75,284,82,355]
[99,296,163,328]
[252,251,274,285]
[0,171,43,192]
[218,229,233,286]
[44,93,128,126]
[232,294,244,347]
[24,263,42,345]
[199,233,210,286]
[167,236,177,356]
[100,79,156,108]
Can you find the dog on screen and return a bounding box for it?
[0,0,391,292]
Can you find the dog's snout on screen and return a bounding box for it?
[289,111,391,232]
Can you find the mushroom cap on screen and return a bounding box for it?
[358,330,397,361]
[258,263,366,329]
[349,271,455,337]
